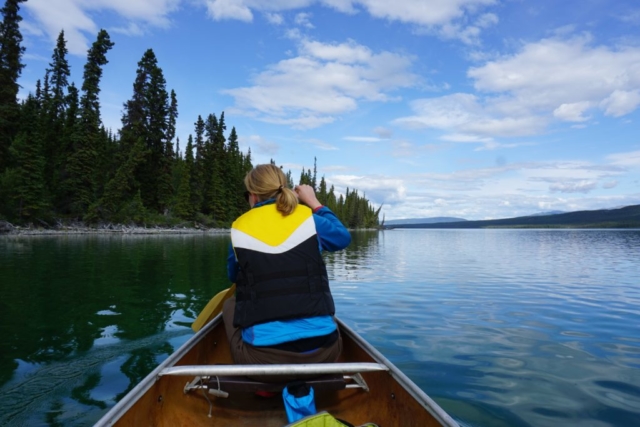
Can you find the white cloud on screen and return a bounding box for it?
[553,101,591,122]
[204,0,253,21]
[395,93,547,137]
[600,90,640,117]
[437,12,498,45]
[607,150,640,168]
[396,35,640,143]
[224,39,417,129]
[204,0,498,42]
[330,174,406,205]
[204,0,496,26]
[265,12,284,25]
[549,181,597,194]
[24,0,180,55]
[307,138,339,150]
[294,12,314,28]
[241,135,280,156]
[468,35,640,116]
[602,180,618,189]
[110,22,145,37]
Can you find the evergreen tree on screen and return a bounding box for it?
[44,31,71,204]
[318,176,328,205]
[90,137,147,223]
[48,30,70,118]
[0,0,26,172]
[285,170,294,189]
[8,95,48,220]
[174,135,194,219]
[56,83,79,214]
[226,126,246,219]
[167,89,178,147]
[201,113,217,216]
[119,49,171,213]
[326,185,337,213]
[186,134,202,216]
[191,116,205,211]
[66,29,114,217]
[312,157,317,190]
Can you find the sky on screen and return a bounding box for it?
[15,0,640,221]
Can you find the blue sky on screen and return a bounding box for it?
[16,0,640,220]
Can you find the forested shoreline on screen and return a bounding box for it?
[0,0,380,232]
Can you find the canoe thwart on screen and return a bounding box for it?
[160,362,389,378]
[184,372,374,398]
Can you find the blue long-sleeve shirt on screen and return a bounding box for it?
[227,199,351,346]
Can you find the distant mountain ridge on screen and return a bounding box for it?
[384,217,467,225]
[384,204,640,229]
[525,210,565,217]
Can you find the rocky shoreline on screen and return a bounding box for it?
[0,220,228,236]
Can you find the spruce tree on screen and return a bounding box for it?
[227,126,245,219]
[201,113,218,216]
[48,30,70,118]
[119,49,170,213]
[318,176,328,205]
[191,116,205,212]
[44,31,71,205]
[67,29,114,217]
[8,95,48,220]
[186,134,202,216]
[0,0,26,172]
[174,135,194,219]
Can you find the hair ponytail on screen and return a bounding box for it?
[244,164,298,216]
[275,187,298,216]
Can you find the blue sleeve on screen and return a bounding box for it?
[313,206,351,252]
[227,243,238,282]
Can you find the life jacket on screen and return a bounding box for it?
[231,203,335,328]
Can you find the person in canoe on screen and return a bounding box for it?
[223,163,351,369]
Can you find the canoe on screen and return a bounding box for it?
[95,315,459,427]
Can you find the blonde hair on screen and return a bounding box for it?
[244,164,298,216]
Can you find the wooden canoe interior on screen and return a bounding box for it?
[114,321,444,427]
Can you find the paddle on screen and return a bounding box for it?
[191,283,236,332]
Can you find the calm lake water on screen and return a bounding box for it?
[1,229,639,426]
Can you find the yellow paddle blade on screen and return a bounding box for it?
[191,283,236,332]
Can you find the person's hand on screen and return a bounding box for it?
[294,185,322,211]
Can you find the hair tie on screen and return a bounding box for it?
[277,185,284,194]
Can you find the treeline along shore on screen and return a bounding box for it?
[0,2,381,231]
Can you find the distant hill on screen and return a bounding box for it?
[384,204,640,229]
[525,210,565,217]
[384,217,467,226]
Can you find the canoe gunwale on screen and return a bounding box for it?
[93,314,223,427]
[336,318,460,427]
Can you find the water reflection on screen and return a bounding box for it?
[0,234,230,425]
[329,229,640,427]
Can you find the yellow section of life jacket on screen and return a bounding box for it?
[232,203,312,247]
